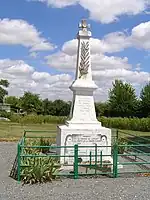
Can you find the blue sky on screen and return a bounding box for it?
[0,0,150,100]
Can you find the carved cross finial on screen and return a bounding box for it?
[79,19,90,31]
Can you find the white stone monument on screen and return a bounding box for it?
[56,19,112,165]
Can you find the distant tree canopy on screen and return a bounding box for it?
[43,98,71,116]
[1,79,150,118]
[5,96,20,112]
[0,79,9,103]
[108,80,138,117]
[95,102,110,117]
[140,82,150,117]
[19,92,43,114]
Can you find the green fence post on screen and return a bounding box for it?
[74,144,78,179]
[100,151,102,169]
[113,143,118,178]
[95,144,97,175]
[23,130,26,146]
[89,151,92,168]
[116,129,119,142]
[17,143,21,183]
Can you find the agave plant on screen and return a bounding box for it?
[39,138,52,154]
[23,139,41,154]
[21,157,60,184]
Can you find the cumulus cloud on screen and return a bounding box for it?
[0,57,149,101]
[0,18,55,51]
[62,20,150,55]
[1,19,150,101]
[46,51,131,72]
[62,35,131,55]
[46,41,149,87]
[0,59,72,100]
[33,0,78,8]
[131,21,150,50]
[45,21,150,100]
[28,0,150,23]
[93,69,150,83]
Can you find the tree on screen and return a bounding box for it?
[95,102,110,117]
[0,79,9,103]
[42,99,71,116]
[108,80,137,117]
[42,99,53,115]
[52,100,71,116]
[20,92,42,114]
[5,96,20,112]
[140,82,150,117]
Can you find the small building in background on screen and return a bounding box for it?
[0,103,11,112]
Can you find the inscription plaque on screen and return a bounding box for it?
[76,96,92,121]
[64,133,108,163]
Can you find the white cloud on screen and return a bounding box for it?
[46,52,76,71]
[131,21,150,50]
[135,63,142,71]
[0,18,55,51]
[1,19,150,101]
[46,39,131,72]
[43,20,150,100]
[0,59,72,100]
[46,46,149,86]
[45,28,150,100]
[79,0,149,23]
[28,0,150,23]
[47,33,133,73]
[61,20,150,60]
[102,32,131,53]
[93,69,150,83]
[62,35,131,55]
[34,0,77,8]
[0,57,149,101]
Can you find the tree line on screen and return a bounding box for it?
[0,79,150,118]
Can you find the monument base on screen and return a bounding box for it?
[56,122,112,165]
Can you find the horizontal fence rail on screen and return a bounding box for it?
[13,129,150,183]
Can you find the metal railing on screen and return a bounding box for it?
[15,129,150,183]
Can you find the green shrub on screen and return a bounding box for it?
[10,114,21,123]
[100,117,150,132]
[21,138,60,184]
[6,113,150,132]
[0,110,11,119]
[24,138,56,154]
[20,115,43,124]
[43,115,67,124]
[21,157,59,184]
[9,114,67,124]
[39,138,52,154]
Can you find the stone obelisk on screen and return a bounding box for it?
[56,19,112,165]
[67,19,100,126]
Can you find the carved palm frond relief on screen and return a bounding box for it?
[79,41,90,78]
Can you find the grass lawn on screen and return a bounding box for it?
[117,129,150,137]
[0,122,57,141]
[0,122,149,142]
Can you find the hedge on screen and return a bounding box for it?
[99,117,150,132]
[0,112,150,132]
[9,114,67,124]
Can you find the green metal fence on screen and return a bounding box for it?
[117,130,150,176]
[13,129,150,183]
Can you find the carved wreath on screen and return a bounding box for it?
[79,41,90,78]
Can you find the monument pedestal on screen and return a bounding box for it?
[56,19,112,167]
[57,123,112,165]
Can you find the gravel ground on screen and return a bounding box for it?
[0,142,150,200]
